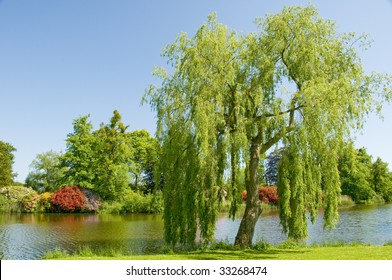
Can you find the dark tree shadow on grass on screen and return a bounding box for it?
[181,248,310,260]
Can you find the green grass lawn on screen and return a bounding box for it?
[44,244,392,260]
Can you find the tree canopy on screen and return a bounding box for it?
[25,150,66,193]
[338,145,392,203]
[128,129,161,194]
[372,157,392,202]
[60,110,161,200]
[145,5,391,247]
[338,145,374,203]
[61,111,132,200]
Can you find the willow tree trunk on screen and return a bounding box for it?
[234,140,262,247]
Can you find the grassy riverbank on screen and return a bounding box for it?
[44,243,392,260]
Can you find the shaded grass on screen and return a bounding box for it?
[44,243,392,260]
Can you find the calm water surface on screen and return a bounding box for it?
[1,204,392,259]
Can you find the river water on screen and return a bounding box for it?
[1,204,391,259]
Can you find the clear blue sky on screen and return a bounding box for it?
[1,0,392,182]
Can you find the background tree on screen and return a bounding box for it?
[145,6,391,247]
[371,157,392,202]
[128,129,161,194]
[0,140,16,186]
[338,146,375,203]
[338,145,392,203]
[61,111,132,200]
[61,115,96,190]
[25,150,66,193]
[92,110,132,200]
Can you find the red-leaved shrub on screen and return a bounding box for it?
[241,186,279,205]
[51,186,86,212]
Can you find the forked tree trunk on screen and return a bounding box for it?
[234,140,262,247]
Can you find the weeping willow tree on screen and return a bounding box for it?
[144,6,391,247]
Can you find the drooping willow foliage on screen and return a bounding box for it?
[144,6,391,246]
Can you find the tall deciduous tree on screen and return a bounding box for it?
[62,111,132,200]
[93,110,132,200]
[61,115,96,190]
[128,129,161,194]
[145,6,391,247]
[25,150,66,193]
[339,146,375,203]
[0,140,16,186]
[371,157,392,202]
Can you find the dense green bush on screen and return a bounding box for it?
[121,191,150,213]
[99,190,163,214]
[100,201,123,214]
[122,191,164,213]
